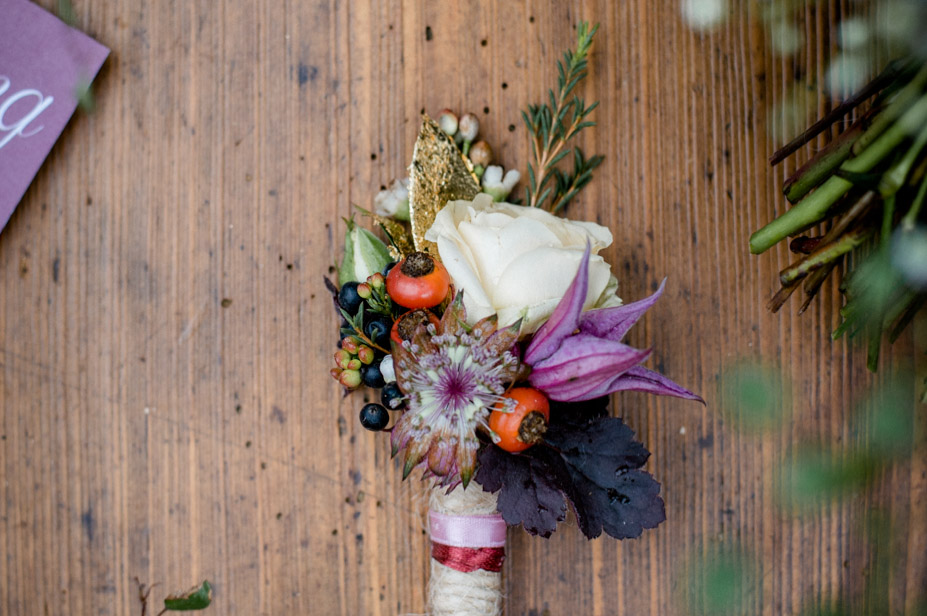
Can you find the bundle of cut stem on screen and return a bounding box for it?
[753,56,927,372]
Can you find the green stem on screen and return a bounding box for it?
[779,227,874,285]
[902,172,927,230]
[769,57,914,166]
[751,94,927,254]
[878,119,927,196]
[867,321,881,372]
[881,195,896,243]
[784,118,866,203]
[890,294,926,342]
[852,63,927,156]
[798,261,839,314]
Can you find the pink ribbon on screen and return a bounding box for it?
[428,511,507,573]
[428,511,507,548]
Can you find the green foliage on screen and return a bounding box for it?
[163,580,212,611]
[338,217,392,285]
[718,361,790,431]
[56,0,77,26]
[685,544,758,616]
[779,374,917,508]
[522,22,604,213]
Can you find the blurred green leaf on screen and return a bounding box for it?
[719,361,790,431]
[74,77,95,113]
[685,544,758,616]
[781,449,876,505]
[57,0,77,26]
[164,580,212,611]
[862,376,915,458]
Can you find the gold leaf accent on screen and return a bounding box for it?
[354,205,415,258]
[408,115,480,256]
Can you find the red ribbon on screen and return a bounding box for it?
[431,542,505,573]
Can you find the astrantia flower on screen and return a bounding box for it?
[525,243,703,403]
[390,294,524,487]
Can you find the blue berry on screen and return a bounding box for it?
[361,362,386,388]
[364,315,393,345]
[338,282,363,313]
[359,403,389,431]
[381,382,405,410]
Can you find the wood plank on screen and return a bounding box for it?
[0,1,923,614]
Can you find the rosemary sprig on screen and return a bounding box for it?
[523,21,603,212]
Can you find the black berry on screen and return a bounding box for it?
[359,403,389,431]
[338,282,363,313]
[364,316,393,345]
[381,261,397,277]
[361,362,386,388]
[381,382,405,410]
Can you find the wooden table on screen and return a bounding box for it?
[2,1,924,614]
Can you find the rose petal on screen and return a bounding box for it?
[435,234,495,324]
[459,215,560,289]
[579,278,666,342]
[524,243,590,364]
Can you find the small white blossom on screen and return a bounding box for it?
[480,166,520,202]
[379,355,396,383]
[436,109,459,136]
[457,113,479,143]
[373,178,410,220]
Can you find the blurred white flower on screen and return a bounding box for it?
[826,53,868,97]
[891,227,927,289]
[680,0,728,31]
[769,20,803,56]
[838,18,869,50]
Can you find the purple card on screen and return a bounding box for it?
[0,0,109,234]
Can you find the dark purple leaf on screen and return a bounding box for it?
[476,445,567,538]
[478,407,665,540]
[549,396,610,425]
[546,417,664,539]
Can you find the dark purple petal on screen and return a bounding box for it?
[529,334,651,400]
[578,278,666,342]
[548,364,704,402]
[524,242,590,365]
[603,365,705,403]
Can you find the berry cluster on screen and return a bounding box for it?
[331,252,455,433]
[330,270,394,390]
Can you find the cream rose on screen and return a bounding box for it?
[425,193,621,334]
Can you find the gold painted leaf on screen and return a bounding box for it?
[408,115,480,256]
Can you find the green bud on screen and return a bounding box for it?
[334,350,352,369]
[341,337,358,353]
[346,358,362,371]
[338,217,392,284]
[357,283,372,299]
[367,272,385,290]
[340,369,362,389]
[357,346,375,365]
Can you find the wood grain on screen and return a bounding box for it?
[1,1,924,614]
